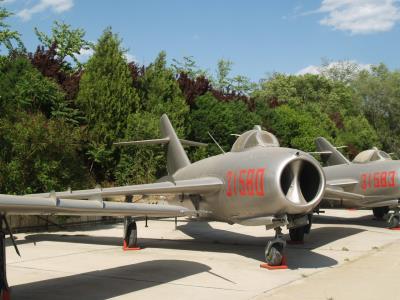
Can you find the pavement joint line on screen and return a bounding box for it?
[8,264,248,292]
[7,246,119,265]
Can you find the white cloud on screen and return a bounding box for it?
[124,53,137,62]
[76,48,94,62]
[318,0,400,34]
[75,49,137,64]
[17,0,74,21]
[296,65,320,75]
[297,60,371,79]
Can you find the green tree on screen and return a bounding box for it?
[35,21,92,67]
[352,64,400,155]
[253,72,360,117]
[263,104,337,151]
[0,5,24,52]
[338,115,380,158]
[213,58,233,92]
[189,92,261,157]
[0,55,65,117]
[116,51,189,184]
[171,55,207,78]
[137,51,189,130]
[0,112,91,194]
[319,59,364,85]
[77,28,139,180]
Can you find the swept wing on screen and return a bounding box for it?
[0,177,223,216]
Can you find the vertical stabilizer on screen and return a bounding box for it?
[315,137,350,166]
[160,114,191,174]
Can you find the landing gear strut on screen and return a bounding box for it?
[123,196,138,249]
[0,214,19,300]
[265,227,286,266]
[123,217,138,248]
[0,215,9,300]
[388,208,400,229]
[288,214,312,243]
[289,226,305,242]
[372,206,389,220]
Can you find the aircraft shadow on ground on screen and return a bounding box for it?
[11,259,210,300]
[313,212,389,228]
[14,219,369,270]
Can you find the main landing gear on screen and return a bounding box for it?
[372,206,400,228]
[123,217,138,249]
[0,214,20,300]
[265,227,286,266]
[0,216,9,300]
[123,195,139,250]
[372,206,389,220]
[388,208,400,229]
[288,214,312,243]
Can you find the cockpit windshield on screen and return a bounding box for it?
[352,148,392,164]
[231,126,279,152]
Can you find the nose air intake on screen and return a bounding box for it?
[280,158,324,205]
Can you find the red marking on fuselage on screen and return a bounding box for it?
[226,168,265,197]
[361,170,397,191]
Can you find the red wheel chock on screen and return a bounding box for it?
[260,256,288,270]
[1,290,10,300]
[388,227,400,231]
[122,240,141,251]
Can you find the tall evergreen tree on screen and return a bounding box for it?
[77,28,139,181]
[116,51,189,184]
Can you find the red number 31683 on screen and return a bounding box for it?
[361,171,396,191]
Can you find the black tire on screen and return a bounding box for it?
[124,220,138,247]
[372,207,389,220]
[265,244,283,266]
[289,226,305,242]
[304,214,313,234]
[388,216,399,229]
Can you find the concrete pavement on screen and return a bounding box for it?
[5,209,400,299]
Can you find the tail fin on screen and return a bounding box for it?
[114,114,205,174]
[160,114,191,174]
[315,137,350,166]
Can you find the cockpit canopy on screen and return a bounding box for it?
[352,147,392,164]
[231,125,280,152]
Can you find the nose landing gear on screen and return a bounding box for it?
[264,227,286,267]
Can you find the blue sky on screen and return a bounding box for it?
[3,0,400,81]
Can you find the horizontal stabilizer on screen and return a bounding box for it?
[114,138,207,147]
[114,138,170,146]
[315,137,350,166]
[308,151,332,155]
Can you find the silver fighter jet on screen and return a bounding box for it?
[0,114,328,290]
[315,137,400,228]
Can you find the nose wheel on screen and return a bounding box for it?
[265,227,286,266]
